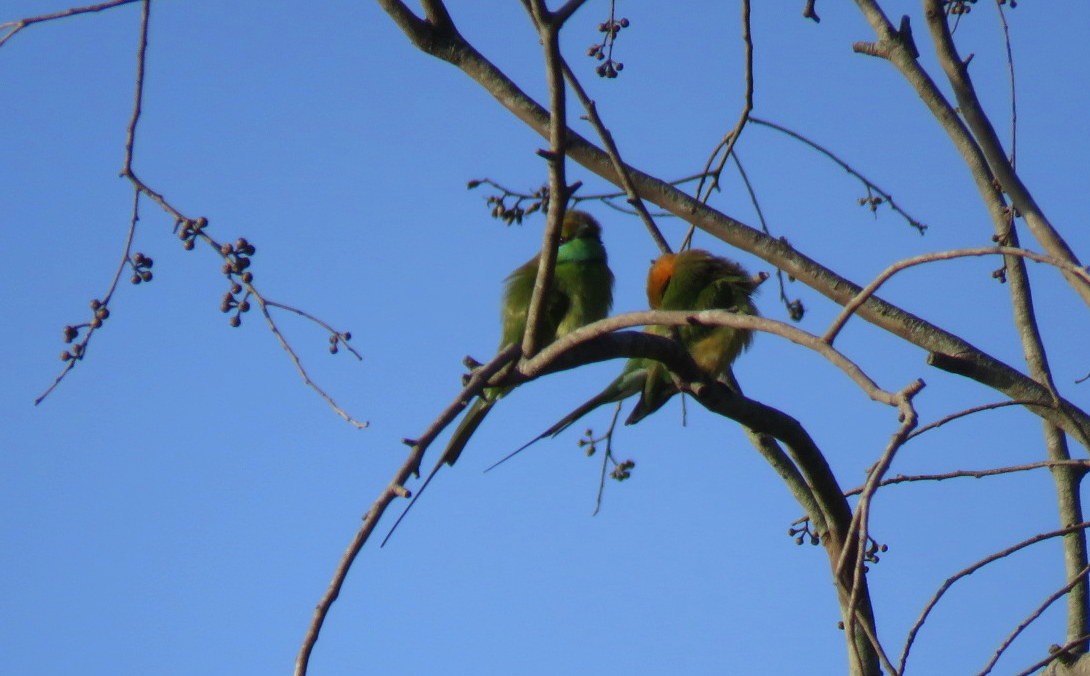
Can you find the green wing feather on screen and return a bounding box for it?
[382,212,613,546]
[442,213,613,467]
[628,250,758,425]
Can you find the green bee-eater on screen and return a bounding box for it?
[504,249,758,460]
[440,209,614,467]
[383,211,614,542]
[630,248,758,421]
[382,211,613,544]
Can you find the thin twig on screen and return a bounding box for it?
[899,521,1090,674]
[978,563,1090,675]
[120,0,149,177]
[36,0,151,404]
[731,151,802,319]
[36,188,144,404]
[839,383,923,661]
[824,246,1090,345]
[750,117,927,234]
[265,300,364,361]
[297,342,521,676]
[562,60,670,253]
[1011,633,1090,676]
[907,399,1050,441]
[685,0,754,250]
[592,403,623,516]
[0,0,139,48]
[254,297,368,428]
[993,0,1017,168]
[789,455,1090,526]
[842,460,1090,498]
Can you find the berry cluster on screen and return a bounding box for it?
[58,299,110,362]
[857,195,886,214]
[864,537,888,565]
[786,298,805,322]
[220,237,256,282]
[468,179,549,225]
[328,331,352,355]
[176,216,208,251]
[219,238,257,327]
[586,16,629,79]
[579,429,598,456]
[578,429,636,481]
[220,281,251,328]
[610,458,636,482]
[129,252,154,285]
[789,521,822,546]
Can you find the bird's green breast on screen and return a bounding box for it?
[556,237,607,263]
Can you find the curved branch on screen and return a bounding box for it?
[1013,635,1090,676]
[921,0,1089,304]
[824,246,1090,344]
[749,116,926,234]
[899,521,1090,674]
[522,309,905,407]
[561,59,670,253]
[295,342,521,676]
[0,0,139,48]
[979,563,1090,675]
[374,4,1090,447]
[692,0,754,208]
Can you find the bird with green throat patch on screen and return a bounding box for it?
[382,209,613,544]
[492,248,759,469]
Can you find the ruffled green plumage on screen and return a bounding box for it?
[519,248,758,448]
[629,249,758,422]
[442,211,614,467]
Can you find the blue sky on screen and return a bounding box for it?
[3,1,1090,674]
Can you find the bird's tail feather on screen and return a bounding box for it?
[485,388,622,473]
[442,398,495,466]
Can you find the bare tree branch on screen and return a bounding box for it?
[921,0,1089,304]
[824,246,1090,346]
[684,0,755,251]
[979,563,1090,675]
[0,0,139,48]
[295,342,521,676]
[843,460,1090,496]
[372,1,1090,446]
[749,116,927,234]
[1012,633,1090,676]
[907,399,1053,442]
[840,383,922,674]
[993,0,1017,168]
[519,0,574,358]
[561,60,671,253]
[37,0,367,431]
[900,522,1090,674]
